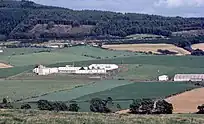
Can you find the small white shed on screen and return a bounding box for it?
[0,50,3,53]
[158,75,169,81]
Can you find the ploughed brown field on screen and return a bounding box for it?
[0,63,13,68]
[103,44,190,55]
[191,43,204,51]
[166,88,204,113]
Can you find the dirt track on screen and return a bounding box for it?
[103,44,190,55]
[0,63,13,68]
[166,87,204,113]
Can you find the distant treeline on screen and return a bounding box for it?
[0,0,204,40]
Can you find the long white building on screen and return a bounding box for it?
[174,74,204,82]
[33,64,118,75]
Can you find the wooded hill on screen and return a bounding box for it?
[0,0,204,41]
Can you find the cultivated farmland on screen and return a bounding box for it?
[191,43,204,51]
[166,87,204,113]
[103,44,190,55]
[0,46,138,67]
[0,79,95,101]
[0,63,13,68]
[0,46,204,114]
[117,64,204,80]
[74,82,198,112]
[25,80,133,102]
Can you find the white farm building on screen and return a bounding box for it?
[0,49,3,53]
[89,64,119,71]
[33,64,118,75]
[158,75,169,81]
[174,74,204,82]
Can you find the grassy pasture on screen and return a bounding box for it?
[48,55,204,81]
[1,110,204,124]
[0,46,139,67]
[0,51,92,66]
[56,46,139,59]
[0,65,34,78]
[103,44,190,55]
[117,64,204,80]
[75,82,198,112]
[0,79,94,101]
[51,55,204,68]
[26,80,132,102]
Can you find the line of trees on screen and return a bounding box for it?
[1,97,204,114]
[1,0,204,40]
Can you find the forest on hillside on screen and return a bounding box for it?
[0,0,204,45]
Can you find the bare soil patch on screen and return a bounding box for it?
[103,44,190,55]
[115,109,130,114]
[191,43,204,51]
[166,87,204,113]
[0,63,13,68]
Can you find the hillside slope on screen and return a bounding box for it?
[0,109,204,124]
[0,0,204,40]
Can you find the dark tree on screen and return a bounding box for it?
[191,49,204,56]
[37,100,68,111]
[90,98,111,113]
[2,98,7,104]
[197,104,204,114]
[69,103,80,112]
[21,104,31,109]
[130,99,154,114]
[72,21,80,27]
[47,21,55,29]
[37,100,53,111]
[130,99,173,114]
[152,100,173,114]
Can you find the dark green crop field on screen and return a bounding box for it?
[74,82,199,112]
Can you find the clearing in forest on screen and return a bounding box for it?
[0,63,13,68]
[166,87,204,113]
[191,43,204,51]
[103,44,190,55]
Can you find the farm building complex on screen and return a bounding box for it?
[174,74,204,82]
[33,64,119,75]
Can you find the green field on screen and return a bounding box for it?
[22,80,199,112]
[0,46,204,114]
[74,82,198,112]
[50,55,204,68]
[1,46,204,80]
[26,80,133,102]
[0,46,139,67]
[1,110,204,124]
[0,65,34,78]
[0,79,95,101]
[117,64,204,80]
